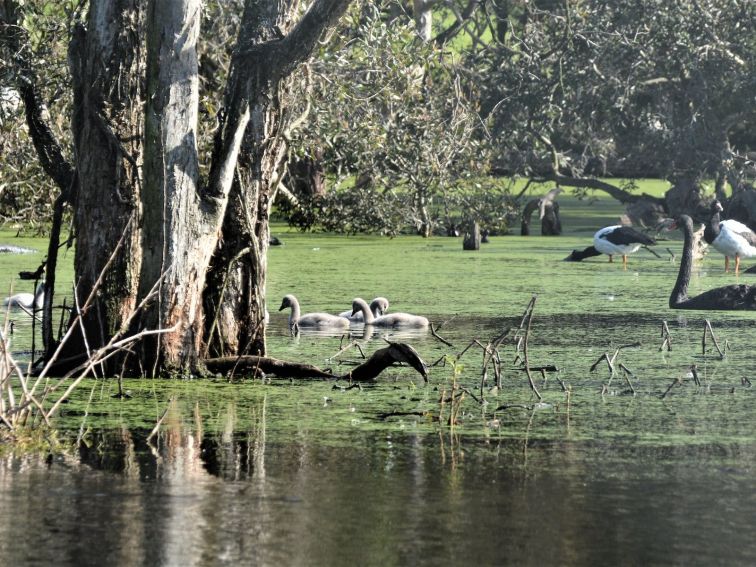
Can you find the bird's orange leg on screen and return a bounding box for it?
[725,256,730,272]
[608,255,613,263]
[735,255,741,275]
[622,255,628,270]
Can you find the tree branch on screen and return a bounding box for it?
[533,173,666,206]
[274,0,354,79]
[0,3,75,192]
[434,0,481,45]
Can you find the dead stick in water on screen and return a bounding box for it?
[522,295,542,400]
[643,245,662,258]
[690,364,701,387]
[660,321,672,352]
[430,324,454,347]
[661,376,683,399]
[702,320,725,358]
[456,339,483,360]
[619,364,636,394]
[327,340,367,362]
[590,353,615,375]
[147,396,175,442]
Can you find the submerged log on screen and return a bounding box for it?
[205,341,428,382]
[205,356,334,378]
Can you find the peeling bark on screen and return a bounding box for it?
[67,0,145,363]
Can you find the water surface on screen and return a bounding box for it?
[1,227,756,565]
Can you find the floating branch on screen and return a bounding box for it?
[520,364,559,373]
[205,355,334,379]
[377,410,428,421]
[333,383,362,392]
[493,403,538,412]
[207,341,428,382]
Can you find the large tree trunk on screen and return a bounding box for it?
[56,0,354,375]
[203,0,354,360]
[67,0,145,367]
[139,0,206,372]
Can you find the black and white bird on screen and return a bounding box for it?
[669,215,756,310]
[703,200,756,275]
[565,225,656,269]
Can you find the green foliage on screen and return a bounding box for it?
[0,0,76,231]
[278,184,413,236]
[287,5,495,236]
[475,0,756,185]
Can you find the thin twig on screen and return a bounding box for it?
[660,321,672,352]
[522,295,541,400]
[690,364,701,387]
[702,320,725,358]
[430,323,454,347]
[147,396,175,442]
[661,376,683,399]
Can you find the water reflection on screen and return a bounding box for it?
[2,395,756,566]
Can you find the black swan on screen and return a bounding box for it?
[670,215,756,310]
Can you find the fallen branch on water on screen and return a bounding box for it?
[205,341,428,383]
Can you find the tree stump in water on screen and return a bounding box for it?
[541,201,562,235]
[521,188,562,235]
[463,222,481,250]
